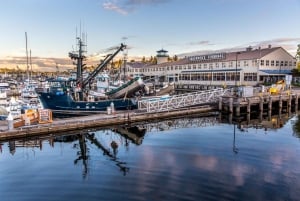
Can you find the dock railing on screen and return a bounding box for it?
[138,88,230,113]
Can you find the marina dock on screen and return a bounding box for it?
[1,87,300,141]
[0,105,215,141]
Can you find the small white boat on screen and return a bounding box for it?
[6,97,22,120]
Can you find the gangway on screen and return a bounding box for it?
[138,88,230,113]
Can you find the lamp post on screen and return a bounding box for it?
[235,52,241,94]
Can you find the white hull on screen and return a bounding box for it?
[107,77,144,99]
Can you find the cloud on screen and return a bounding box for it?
[178,37,300,58]
[188,40,214,46]
[0,56,75,72]
[250,37,300,55]
[102,0,170,15]
[103,1,129,15]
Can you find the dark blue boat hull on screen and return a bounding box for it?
[38,92,137,116]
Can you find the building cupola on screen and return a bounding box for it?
[156,49,169,64]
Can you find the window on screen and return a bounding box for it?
[266,60,269,66]
[271,60,274,66]
[261,60,264,65]
[226,72,239,81]
[213,72,225,81]
[244,73,257,81]
[284,61,288,66]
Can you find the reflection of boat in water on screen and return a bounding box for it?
[112,125,146,145]
[38,37,144,117]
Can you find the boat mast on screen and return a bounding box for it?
[77,37,83,84]
[25,32,29,81]
[30,49,32,81]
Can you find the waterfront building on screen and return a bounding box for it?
[126,45,296,87]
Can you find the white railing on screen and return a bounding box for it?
[138,88,230,112]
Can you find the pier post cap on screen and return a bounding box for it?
[6,112,13,121]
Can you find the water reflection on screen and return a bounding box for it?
[291,114,300,138]
[233,123,238,154]
[1,113,300,201]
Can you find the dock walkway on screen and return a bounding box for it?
[0,105,215,141]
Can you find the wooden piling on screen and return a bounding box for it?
[235,99,240,116]
[218,97,222,111]
[229,98,233,113]
[288,95,292,109]
[247,113,250,124]
[295,94,299,111]
[268,96,272,111]
[279,95,283,112]
[259,96,264,112]
[247,98,251,113]
[268,96,272,120]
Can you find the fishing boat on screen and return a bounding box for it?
[38,87,137,116]
[37,37,144,116]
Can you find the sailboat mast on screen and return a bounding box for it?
[30,49,32,80]
[25,32,29,81]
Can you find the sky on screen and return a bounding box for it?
[0,0,300,71]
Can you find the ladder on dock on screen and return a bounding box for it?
[138,88,230,113]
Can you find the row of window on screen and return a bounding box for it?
[260,60,295,67]
[178,72,257,82]
[127,60,295,73]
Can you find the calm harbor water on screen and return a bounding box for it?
[1,114,300,201]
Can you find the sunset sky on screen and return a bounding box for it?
[1,0,300,71]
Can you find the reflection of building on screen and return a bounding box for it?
[8,138,53,155]
[140,115,219,132]
[222,113,291,131]
[126,46,296,86]
[113,126,146,145]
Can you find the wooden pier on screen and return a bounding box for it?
[0,105,215,141]
[219,91,299,117]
